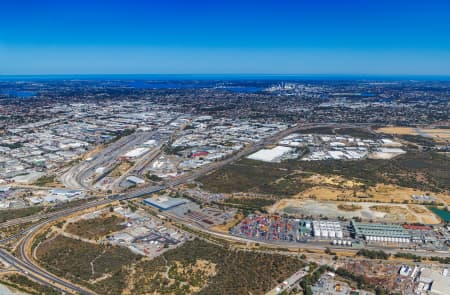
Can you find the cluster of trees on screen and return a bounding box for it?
[333,267,389,295]
[1,274,60,295]
[0,142,24,149]
[131,238,305,295]
[394,252,422,262]
[220,197,276,214]
[0,206,43,223]
[65,215,126,240]
[300,265,327,295]
[33,174,55,186]
[36,235,141,295]
[356,249,390,260]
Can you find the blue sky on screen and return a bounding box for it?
[1,0,450,75]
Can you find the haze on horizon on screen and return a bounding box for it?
[1,0,450,76]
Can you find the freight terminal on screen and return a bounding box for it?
[351,220,411,243]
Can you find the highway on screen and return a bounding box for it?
[0,218,96,294]
[0,198,111,229]
[0,249,71,294]
[0,123,313,294]
[1,122,441,294]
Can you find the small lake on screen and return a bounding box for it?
[430,207,450,222]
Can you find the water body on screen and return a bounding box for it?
[1,90,37,98]
[219,86,263,93]
[430,207,450,222]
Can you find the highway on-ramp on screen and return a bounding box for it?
[0,123,397,294]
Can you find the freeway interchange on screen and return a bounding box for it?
[0,123,447,295]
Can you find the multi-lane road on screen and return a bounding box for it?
[1,122,441,295]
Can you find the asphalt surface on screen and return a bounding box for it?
[1,122,443,295]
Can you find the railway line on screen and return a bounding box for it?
[0,122,429,294]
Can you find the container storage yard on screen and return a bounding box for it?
[231,214,449,250]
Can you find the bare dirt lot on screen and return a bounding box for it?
[376,126,450,142]
[289,183,450,205]
[269,199,440,224]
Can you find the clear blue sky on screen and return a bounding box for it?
[1,0,450,75]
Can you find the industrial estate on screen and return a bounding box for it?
[0,78,449,295]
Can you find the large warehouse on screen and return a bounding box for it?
[143,196,187,211]
[351,221,411,243]
[312,220,343,239]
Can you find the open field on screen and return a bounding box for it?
[65,214,126,240]
[36,235,141,295]
[109,161,133,177]
[305,174,363,189]
[200,151,450,197]
[376,127,450,143]
[82,144,104,160]
[35,235,305,295]
[270,199,441,224]
[199,158,312,197]
[0,207,44,223]
[288,183,450,205]
[211,212,244,233]
[299,126,379,139]
[0,273,60,295]
[221,196,277,212]
[130,238,305,295]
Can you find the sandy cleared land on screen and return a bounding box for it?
[269,199,440,224]
[305,174,363,188]
[211,212,244,233]
[109,161,132,177]
[376,126,450,142]
[82,145,104,160]
[291,183,449,205]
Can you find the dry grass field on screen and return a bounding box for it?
[376,126,450,142]
[270,199,440,224]
[289,183,449,205]
[110,161,133,177]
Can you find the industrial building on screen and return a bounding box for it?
[417,268,450,295]
[143,196,187,211]
[312,220,343,239]
[126,176,145,185]
[247,146,295,163]
[351,221,411,243]
[120,147,150,160]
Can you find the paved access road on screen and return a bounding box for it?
[0,123,389,294]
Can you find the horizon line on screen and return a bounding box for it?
[2,73,450,80]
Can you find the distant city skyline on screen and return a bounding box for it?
[1,0,450,75]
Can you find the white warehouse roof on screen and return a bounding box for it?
[247,146,294,163]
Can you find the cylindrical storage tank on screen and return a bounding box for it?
[338,240,342,245]
[333,240,337,245]
[322,230,328,238]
